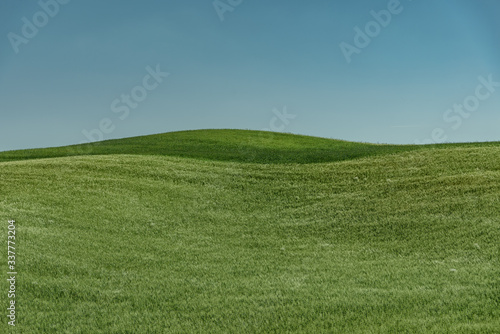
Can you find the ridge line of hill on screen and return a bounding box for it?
[1,129,499,164]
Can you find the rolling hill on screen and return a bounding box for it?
[1,130,499,333]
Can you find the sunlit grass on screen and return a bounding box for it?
[1,130,499,333]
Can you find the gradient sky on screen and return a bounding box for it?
[1,0,499,151]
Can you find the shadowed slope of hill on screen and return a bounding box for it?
[1,145,499,332]
[3,129,499,164]
[0,129,428,164]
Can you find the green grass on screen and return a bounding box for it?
[1,129,499,333]
[0,129,455,164]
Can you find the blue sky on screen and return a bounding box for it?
[1,0,499,151]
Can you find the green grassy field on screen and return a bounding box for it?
[1,130,499,333]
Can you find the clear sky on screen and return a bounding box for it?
[1,0,499,151]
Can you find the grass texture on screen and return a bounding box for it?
[0,129,499,333]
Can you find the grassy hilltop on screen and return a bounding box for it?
[1,130,499,333]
